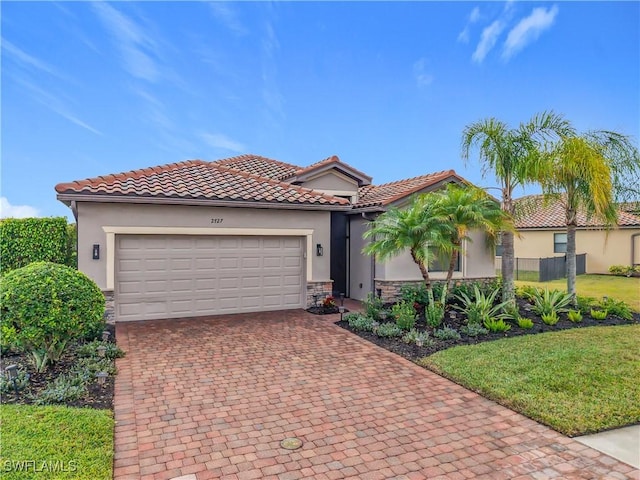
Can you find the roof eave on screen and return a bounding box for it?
[56,193,352,211]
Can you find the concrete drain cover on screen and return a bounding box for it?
[280,437,303,450]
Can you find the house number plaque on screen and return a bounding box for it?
[210,218,224,224]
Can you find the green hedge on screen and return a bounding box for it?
[0,217,76,274]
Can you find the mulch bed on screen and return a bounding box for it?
[336,298,639,362]
[0,324,116,410]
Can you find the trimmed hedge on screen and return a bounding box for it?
[0,217,76,273]
[0,262,105,370]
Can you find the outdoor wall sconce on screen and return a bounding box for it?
[92,244,100,260]
[316,244,323,256]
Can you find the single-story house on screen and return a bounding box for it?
[509,195,640,273]
[56,155,496,322]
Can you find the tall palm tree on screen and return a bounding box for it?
[461,111,574,304]
[362,196,453,292]
[540,130,640,301]
[431,184,514,293]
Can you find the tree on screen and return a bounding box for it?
[539,130,640,301]
[461,111,574,305]
[431,184,514,293]
[362,196,452,292]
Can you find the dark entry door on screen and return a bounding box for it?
[330,212,348,297]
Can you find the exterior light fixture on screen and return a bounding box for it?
[102,331,111,342]
[376,288,382,299]
[97,345,107,358]
[339,293,345,306]
[92,244,100,260]
[338,305,345,321]
[316,244,323,256]
[96,371,108,386]
[312,294,319,307]
[5,365,19,395]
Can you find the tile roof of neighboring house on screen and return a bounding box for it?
[618,201,640,215]
[212,154,299,181]
[515,195,640,228]
[55,160,350,207]
[355,170,463,208]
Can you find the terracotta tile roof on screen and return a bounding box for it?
[355,170,463,208]
[212,154,299,180]
[515,195,640,228]
[293,155,372,184]
[55,160,350,207]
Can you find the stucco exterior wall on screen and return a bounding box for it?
[300,171,359,193]
[348,216,373,301]
[465,230,499,278]
[514,228,640,274]
[76,202,332,290]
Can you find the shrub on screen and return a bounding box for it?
[608,265,636,277]
[517,317,534,329]
[576,295,597,315]
[363,293,385,320]
[0,262,105,372]
[599,297,633,321]
[516,285,541,302]
[531,289,573,316]
[74,357,117,376]
[392,301,416,330]
[483,317,511,333]
[0,367,30,394]
[76,340,125,360]
[460,323,488,337]
[322,296,337,308]
[399,283,430,306]
[591,309,608,321]
[541,312,560,326]
[402,329,433,347]
[375,322,403,338]
[33,372,88,405]
[0,217,74,273]
[425,303,445,328]
[454,284,509,325]
[567,310,583,323]
[347,314,376,332]
[433,326,461,340]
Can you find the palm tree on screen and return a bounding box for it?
[461,111,575,304]
[362,196,452,292]
[431,184,514,294]
[539,130,640,301]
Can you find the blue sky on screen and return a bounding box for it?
[2,1,638,219]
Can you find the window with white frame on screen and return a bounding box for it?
[554,233,567,253]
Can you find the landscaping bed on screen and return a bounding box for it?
[0,324,117,410]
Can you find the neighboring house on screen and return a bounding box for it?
[55,155,496,322]
[511,195,640,274]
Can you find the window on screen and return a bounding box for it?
[554,233,567,253]
[495,233,503,257]
[429,247,461,272]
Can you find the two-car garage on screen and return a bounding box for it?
[115,235,305,321]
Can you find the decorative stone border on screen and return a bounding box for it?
[374,277,498,303]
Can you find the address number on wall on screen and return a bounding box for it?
[210,218,224,224]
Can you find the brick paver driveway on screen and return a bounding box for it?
[114,309,637,480]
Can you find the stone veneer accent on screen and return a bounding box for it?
[374,277,497,303]
[306,281,334,308]
[103,290,115,325]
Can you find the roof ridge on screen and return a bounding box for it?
[210,164,350,205]
[55,159,207,193]
[368,169,456,189]
[213,154,302,170]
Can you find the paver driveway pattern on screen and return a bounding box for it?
[114,309,638,480]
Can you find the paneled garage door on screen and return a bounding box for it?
[115,235,304,321]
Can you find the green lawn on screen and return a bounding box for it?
[419,325,640,436]
[0,405,113,480]
[515,274,640,312]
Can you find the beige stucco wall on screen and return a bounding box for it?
[380,229,496,281]
[300,171,359,193]
[348,216,373,301]
[514,228,640,274]
[76,202,332,290]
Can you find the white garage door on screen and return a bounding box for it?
[115,235,304,321]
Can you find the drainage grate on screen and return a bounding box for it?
[280,437,303,450]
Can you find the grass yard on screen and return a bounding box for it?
[515,274,640,312]
[419,325,640,437]
[0,405,113,480]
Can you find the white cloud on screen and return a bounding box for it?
[472,19,506,63]
[503,5,559,60]
[92,2,159,81]
[0,197,40,219]
[209,3,248,36]
[200,133,246,153]
[1,39,68,80]
[413,58,434,87]
[458,6,481,43]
